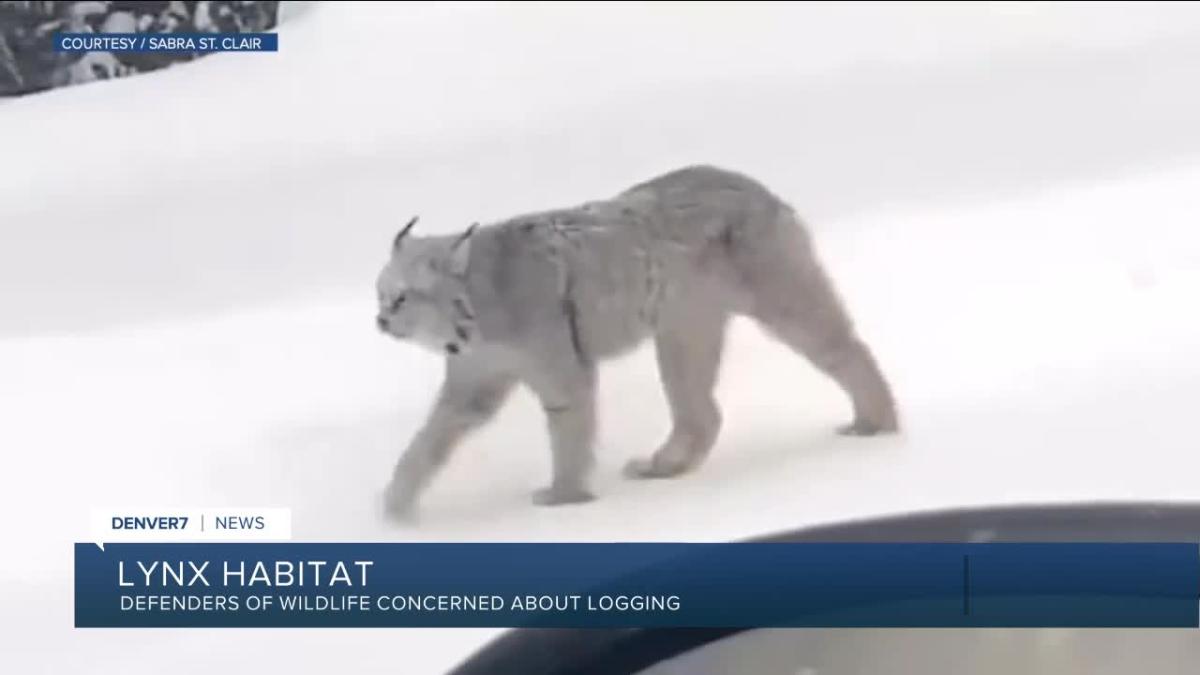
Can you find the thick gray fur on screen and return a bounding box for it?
[375,165,898,519]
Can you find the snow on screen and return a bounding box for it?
[3,1,1200,672]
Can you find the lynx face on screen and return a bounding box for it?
[376,222,477,356]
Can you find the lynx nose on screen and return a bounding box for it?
[376,315,389,331]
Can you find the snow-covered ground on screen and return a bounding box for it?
[4,2,1200,673]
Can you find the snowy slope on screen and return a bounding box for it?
[3,2,1200,673]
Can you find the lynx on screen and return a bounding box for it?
[375,166,898,518]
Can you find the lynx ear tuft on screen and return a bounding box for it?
[450,223,478,251]
[393,215,419,249]
[448,223,477,276]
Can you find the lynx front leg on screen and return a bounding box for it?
[383,356,515,520]
[625,305,728,479]
[523,344,598,507]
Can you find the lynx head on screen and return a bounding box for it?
[376,217,478,356]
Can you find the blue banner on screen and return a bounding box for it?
[53,33,277,53]
[74,543,1199,628]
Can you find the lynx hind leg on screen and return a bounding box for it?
[624,304,729,480]
[742,223,898,435]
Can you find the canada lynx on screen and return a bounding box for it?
[375,166,897,518]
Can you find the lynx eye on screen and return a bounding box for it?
[390,293,407,311]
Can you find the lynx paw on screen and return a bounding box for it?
[622,456,692,480]
[381,481,419,523]
[837,418,898,437]
[531,484,595,507]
